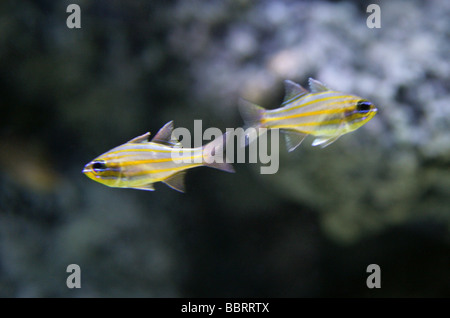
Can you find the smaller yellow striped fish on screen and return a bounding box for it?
[82,121,234,192]
[239,78,378,151]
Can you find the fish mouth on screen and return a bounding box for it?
[82,167,97,182]
[82,165,91,174]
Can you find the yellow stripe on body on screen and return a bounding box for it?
[270,119,342,128]
[269,94,354,115]
[106,146,175,156]
[262,102,357,123]
[107,154,204,167]
[269,112,364,130]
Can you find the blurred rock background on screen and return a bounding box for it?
[0,0,449,297]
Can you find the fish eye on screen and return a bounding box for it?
[356,100,372,114]
[92,161,107,172]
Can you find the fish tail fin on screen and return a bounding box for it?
[238,98,266,146]
[238,98,266,128]
[202,132,235,173]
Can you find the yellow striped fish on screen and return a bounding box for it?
[82,121,234,192]
[240,78,378,151]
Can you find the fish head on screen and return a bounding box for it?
[82,155,122,187]
[345,99,378,131]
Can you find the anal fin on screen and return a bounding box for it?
[162,171,186,193]
[131,183,155,191]
[282,130,308,152]
[311,135,341,148]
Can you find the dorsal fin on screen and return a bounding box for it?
[308,78,329,93]
[151,121,180,146]
[282,80,308,105]
[127,132,151,143]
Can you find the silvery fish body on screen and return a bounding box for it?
[82,121,234,192]
[239,78,378,151]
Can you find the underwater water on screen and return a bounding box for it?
[0,0,449,297]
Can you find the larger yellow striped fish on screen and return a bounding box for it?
[82,121,234,192]
[240,78,378,151]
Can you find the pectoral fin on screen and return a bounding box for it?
[312,121,347,148]
[162,171,186,193]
